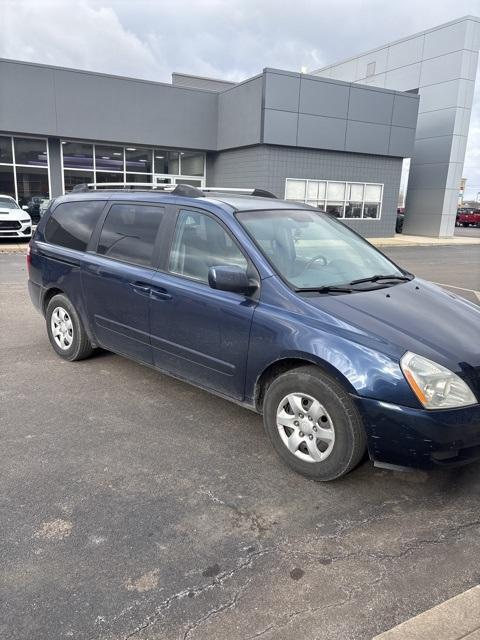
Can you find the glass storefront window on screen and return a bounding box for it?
[0,136,13,164]
[180,151,204,176]
[326,203,344,217]
[63,170,94,192]
[16,167,49,206]
[307,182,319,200]
[349,183,364,201]
[285,179,306,201]
[62,142,94,169]
[327,182,345,201]
[365,184,382,201]
[126,173,153,184]
[95,172,124,184]
[154,150,180,175]
[125,147,152,173]
[0,166,15,199]
[345,202,363,218]
[14,138,48,166]
[95,145,124,172]
[285,179,383,220]
[364,204,380,218]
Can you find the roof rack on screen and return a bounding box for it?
[70,182,277,198]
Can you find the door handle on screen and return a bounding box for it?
[131,282,151,296]
[150,286,172,301]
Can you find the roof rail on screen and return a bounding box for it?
[69,182,277,198]
[202,187,277,198]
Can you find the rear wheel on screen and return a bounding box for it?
[263,366,366,481]
[46,294,94,361]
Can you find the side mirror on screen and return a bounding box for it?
[22,205,29,210]
[208,265,258,295]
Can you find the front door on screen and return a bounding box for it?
[149,208,257,399]
[82,201,165,364]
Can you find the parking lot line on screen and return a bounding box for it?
[433,282,480,301]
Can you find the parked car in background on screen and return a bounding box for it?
[456,208,480,227]
[28,185,480,481]
[395,207,404,233]
[0,195,32,240]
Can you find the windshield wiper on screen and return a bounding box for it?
[296,285,353,294]
[349,273,413,286]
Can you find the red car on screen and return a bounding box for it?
[456,208,480,227]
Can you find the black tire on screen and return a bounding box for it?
[263,366,366,481]
[45,293,94,361]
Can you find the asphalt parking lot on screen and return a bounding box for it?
[0,245,479,640]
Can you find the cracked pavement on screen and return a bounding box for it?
[0,246,479,640]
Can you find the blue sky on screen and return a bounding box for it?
[2,0,480,199]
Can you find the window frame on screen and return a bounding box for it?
[165,205,258,291]
[91,200,167,269]
[60,140,206,194]
[285,178,383,221]
[0,134,51,203]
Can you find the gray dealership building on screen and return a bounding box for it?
[0,15,478,237]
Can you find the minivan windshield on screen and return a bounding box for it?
[236,208,406,290]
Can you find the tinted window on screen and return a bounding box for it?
[169,210,247,283]
[97,204,163,266]
[45,201,104,251]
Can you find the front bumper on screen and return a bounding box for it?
[354,396,480,469]
[0,220,32,238]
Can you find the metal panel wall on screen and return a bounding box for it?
[261,69,419,159]
[312,15,480,236]
[0,59,219,151]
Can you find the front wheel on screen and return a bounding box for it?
[263,366,366,481]
[46,294,94,361]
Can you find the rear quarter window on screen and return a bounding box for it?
[45,201,105,251]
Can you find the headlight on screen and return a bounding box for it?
[400,351,477,409]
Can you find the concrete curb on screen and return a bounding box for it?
[0,243,28,253]
[373,585,480,639]
[368,235,480,248]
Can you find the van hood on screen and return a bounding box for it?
[303,278,480,370]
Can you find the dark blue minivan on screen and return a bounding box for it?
[28,186,480,480]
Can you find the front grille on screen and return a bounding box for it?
[0,220,21,230]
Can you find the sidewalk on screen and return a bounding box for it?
[368,234,480,247]
[0,241,28,253]
[374,585,480,639]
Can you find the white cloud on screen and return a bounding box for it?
[1,0,480,197]
[2,0,160,79]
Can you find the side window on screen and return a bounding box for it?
[169,209,248,283]
[44,201,104,251]
[97,203,163,267]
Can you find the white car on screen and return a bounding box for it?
[0,195,32,240]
